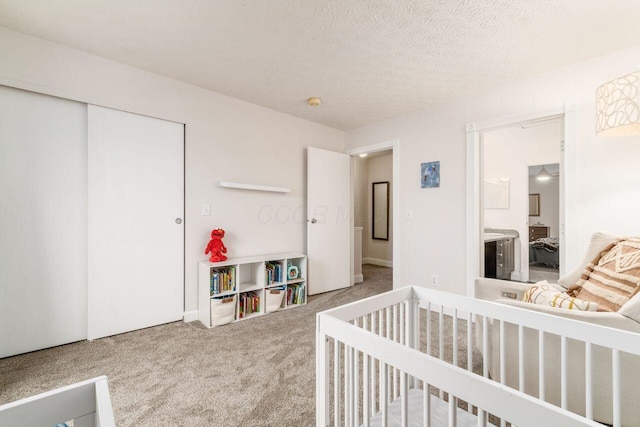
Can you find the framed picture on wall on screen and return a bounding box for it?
[421,161,440,188]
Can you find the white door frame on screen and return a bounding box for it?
[465,104,577,296]
[347,139,400,289]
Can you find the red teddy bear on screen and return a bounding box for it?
[205,228,228,262]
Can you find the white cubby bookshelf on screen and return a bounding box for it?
[198,253,307,328]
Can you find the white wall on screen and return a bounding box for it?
[366,153,393,264]
[529,172,560,238]
[483,122,562,280]
[346,43,640,295]
[353,157,369,230]
[0,26,344,315]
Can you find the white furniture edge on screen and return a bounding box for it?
[219,181,291,193]
[0,376,115,427]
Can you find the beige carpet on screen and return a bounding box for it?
[0,265,393,426]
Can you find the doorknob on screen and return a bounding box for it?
[175,218,182,224]
[309,218,317,224]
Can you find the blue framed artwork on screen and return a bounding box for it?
[421,161,440,188]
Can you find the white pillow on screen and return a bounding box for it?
[557,232,618,288]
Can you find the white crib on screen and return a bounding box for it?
[316,286,640,427]
[0,376,115,427]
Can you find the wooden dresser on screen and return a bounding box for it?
[529,225,549,242]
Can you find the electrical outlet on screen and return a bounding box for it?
[431,274,438,286]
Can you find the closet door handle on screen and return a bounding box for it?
[309,218,317,224]
[175,218,182,224]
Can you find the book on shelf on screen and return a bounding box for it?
[210,265,236,295]
[286,283,305,305]
[239,291,260,318]
[265,261,283,285]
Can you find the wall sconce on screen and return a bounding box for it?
[596,71,640,136]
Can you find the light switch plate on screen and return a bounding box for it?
[202,203,211,216]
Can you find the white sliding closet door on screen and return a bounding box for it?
[88,105,184,340]
[0,86,87,358]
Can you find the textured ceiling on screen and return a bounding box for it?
[1,1,640,130]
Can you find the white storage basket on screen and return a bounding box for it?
[210,295,236,326]
[265,289,285,313]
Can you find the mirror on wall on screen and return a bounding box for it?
[372,181,389,240]
[529,193,540,216]
[484,177,510,209]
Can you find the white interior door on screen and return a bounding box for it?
[88,105,184,340]
[0,86,87,358]
[307,147,350,295]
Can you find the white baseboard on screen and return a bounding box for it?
[363,257,393,268]
[354,274,364,284]
[183,310,199,323]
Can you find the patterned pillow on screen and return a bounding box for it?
[522,282,598,311]
[569,237,640,312]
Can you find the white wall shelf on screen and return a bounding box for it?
[218,181,291,193]
[198,253,307,328]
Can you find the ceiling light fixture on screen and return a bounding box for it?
[536,165,552,181]
[596,71,640,136]
[359,153,368,158]
[307,97,322,107]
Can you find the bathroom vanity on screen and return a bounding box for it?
[484,229,518,280]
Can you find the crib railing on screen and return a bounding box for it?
[316,286,640,427]
[0,376,115,427]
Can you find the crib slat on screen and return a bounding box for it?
[381,363,388,427]
[466,311,474,414]
[363,316,370,427]
[452,310,459,426]
[539,330,545,401]
[426,302,432,356]
[613,349,621,427]
[499,320,505,386]
[393,304,398,399]
[370,313,376,414]
[482,316,489,378]
[515,324,523,393]
[439,306,444,400]
[335,341,341,427]
[352,340,364,426]
[477,409,486,427]
[449,394,457,427]
[453,309,458,366]
[408,300,416,388]
[499,320,506,427]
[316,332,329,427]
[585,341,592,420]
[439,306,444,361]
[345,344,351,427]
[379,308,384,416]
[479,316,489,427]
[386,307,392,403]
[466,312,472,372]
[401,371,408,427]
[561,335,567,409]
[423,381,431,427]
